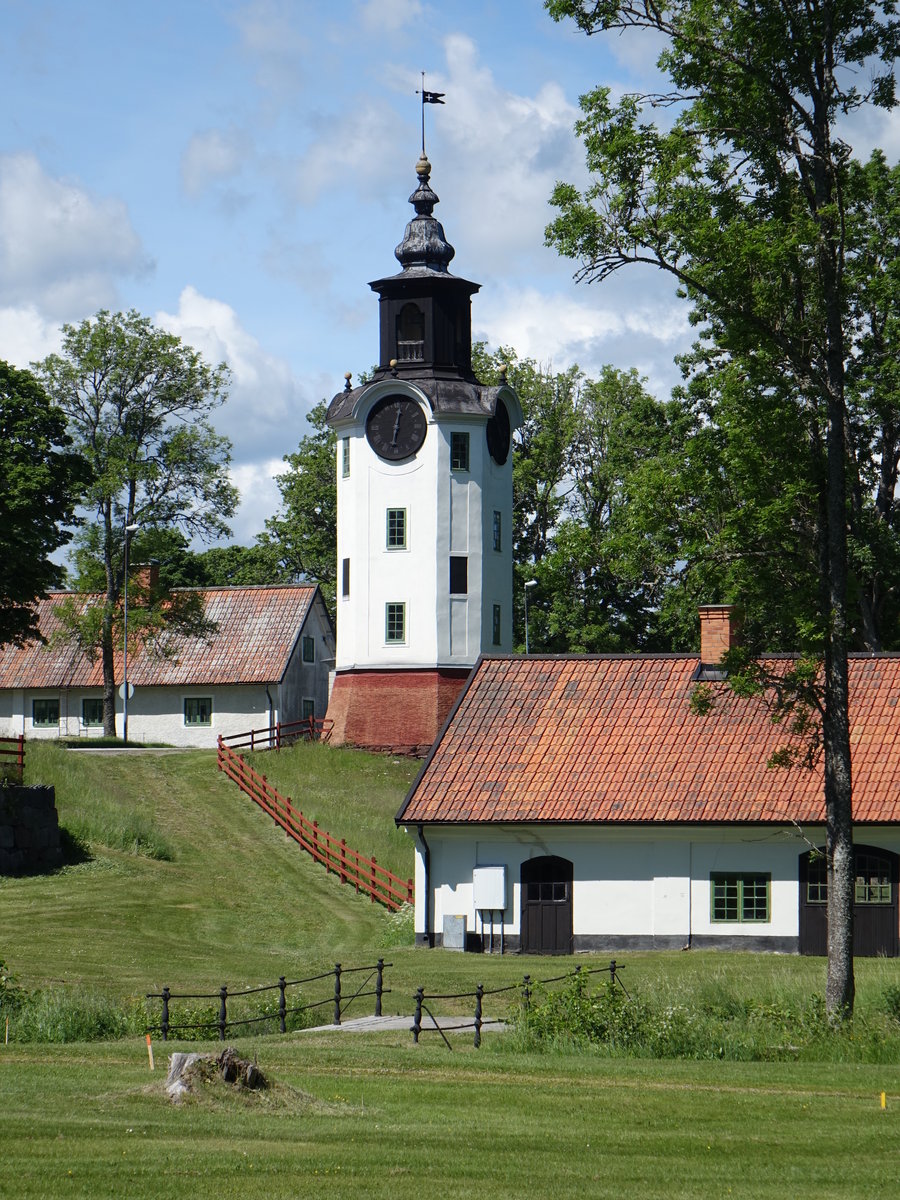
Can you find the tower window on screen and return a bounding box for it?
[341,437,350,478]
[492,604,502,646]
[385,602,406,643]
[397,303,425,362]
[342,558,350,598]
[493,510,502,552]
[387,508,407,549]
[449,556,468,595]
[451,432,470,471]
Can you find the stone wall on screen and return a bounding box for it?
[0,785,62,874]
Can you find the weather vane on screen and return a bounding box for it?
[417,71,445,155]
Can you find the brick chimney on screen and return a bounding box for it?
[132,561,160,594]
[698,604,741,665]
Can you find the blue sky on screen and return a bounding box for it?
[5,0,900,550]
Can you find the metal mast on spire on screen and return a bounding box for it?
[417,72,444,155]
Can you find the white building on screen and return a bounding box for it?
[397,607,900,956]
[0,583,334,749]
[325,154,522,754]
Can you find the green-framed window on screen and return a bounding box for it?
[710,873,770,923]
[385,602,406,644]
[386,508,407,548]
[855,852,893,904]
[32,698,59,727]
[82,698,104,727]
[302,634,315,663]
[450,431,470,471]
[184,697,212,726]
[341,437,350,478]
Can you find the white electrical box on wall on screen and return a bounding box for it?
[473,865,507,911]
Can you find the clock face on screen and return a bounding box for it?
[365,395,427,461]
[485,398,511,465]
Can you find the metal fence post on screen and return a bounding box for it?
[279,976,287,1034]
[218,986,228,1041]
[412,987,424,1043]
[375,959,384,1017]
[333,963,342,1025]
[161,987,170,1041]
[474,983,484,1049]
[522,974,531,1012]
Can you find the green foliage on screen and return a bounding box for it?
[265,399,337,614]
[380,902,415,949]
[0,360,85,645]
[5,987,146,1043]
[35,309,238,733]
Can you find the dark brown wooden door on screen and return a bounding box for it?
[521,856,573,955]
[799,845,899,957]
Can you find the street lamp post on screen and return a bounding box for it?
[122,522,140,744]
[524,579,537,655]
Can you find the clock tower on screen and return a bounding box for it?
[325,154,521,753]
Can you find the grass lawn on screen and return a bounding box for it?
[2,1035,900,1199]
[5,739,900,1197]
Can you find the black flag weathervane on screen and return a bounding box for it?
[417,72,445,154]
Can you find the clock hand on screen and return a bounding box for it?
[391,410,402,446]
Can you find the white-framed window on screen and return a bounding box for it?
[386,508,407,549]
[341,437,350,478]
[184,697,213,726]
[492,604,502,646]
[302,634,315,663]
[451,431,470,471]
[385,602,406,644]
[82,698,104,727]
[32,698,59,727]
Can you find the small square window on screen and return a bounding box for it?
[82,698,104,727]
[341,437,350,478]
[33,698,59,727]
[184,697,213,726]
[451,431,470,471]
[385,602,406,643]
[302,635,315,663]
[492,603,501,646]
[387,508,407,549]
[449,556,468,595]
[711,874,770,923]
[342,557,350,598]
[492,510,502,552]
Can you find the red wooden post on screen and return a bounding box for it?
[313,820,319,864]
[340,839,347,884]
[276,721,281,751]
[370,856,377,902]
[407,877,414,904]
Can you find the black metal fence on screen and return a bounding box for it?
[147,960,389,1041]
[411,960,628,1049]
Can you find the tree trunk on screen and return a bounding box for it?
[101,602,117,738]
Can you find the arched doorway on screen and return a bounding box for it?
[520,855,573,955]
[799,844,899,956]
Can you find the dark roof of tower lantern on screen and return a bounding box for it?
[392,153,457,275]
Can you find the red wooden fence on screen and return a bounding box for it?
[219,715,334,753]
[216,736,413,912]
[0,735,25,782]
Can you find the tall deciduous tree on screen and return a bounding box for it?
[0,361,84,646]
[265,400,337,614]
[547,0,900,1016]
[37,310,238,735]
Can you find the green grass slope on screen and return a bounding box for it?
[0,742,417,996]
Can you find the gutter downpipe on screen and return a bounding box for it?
[417,823,432,948]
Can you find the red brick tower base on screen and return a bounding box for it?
[326,668,471,755]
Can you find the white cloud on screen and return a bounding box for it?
[357,0,423,33]
[227,457,284,543]
[0,304,63,367]
[232,0,310,96]
[155,286,314,465]
[0,154,149,319]
[181,128,253,197]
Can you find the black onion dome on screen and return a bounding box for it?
[394,154,455,273]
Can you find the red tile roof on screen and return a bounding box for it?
[398,654,900,826]
[0,586,319,688]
